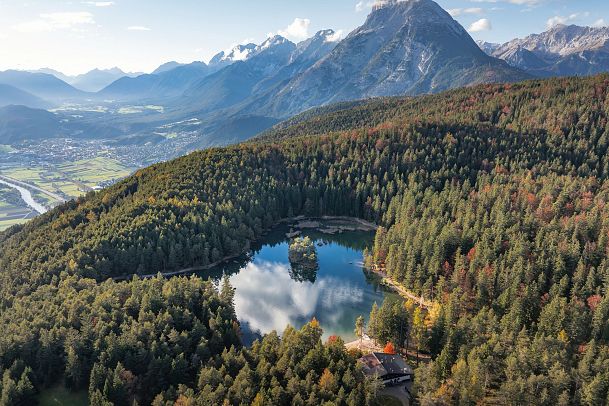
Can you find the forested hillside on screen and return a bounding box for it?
[261,74,609,143]
[2,74,609,404]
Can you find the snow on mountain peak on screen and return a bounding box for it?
[259,35,290,51]
[495,24,609,59]
[222,43,257,62]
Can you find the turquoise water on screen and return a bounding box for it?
[203,226,391,344]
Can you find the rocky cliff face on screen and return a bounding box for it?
[258,0,528,118]
[484,24,609,77]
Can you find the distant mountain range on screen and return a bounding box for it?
[99,62,214,101]
[478,24,609,77]
[0,105,61,143]
[69,68,142,92]
[0,70,86,102]
[2,0,609,151]
[31,67,142,92]
[0,84,50,109]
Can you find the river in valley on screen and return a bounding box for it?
[0,177,47,214]
[200,222,394,344]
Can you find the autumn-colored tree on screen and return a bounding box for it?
[319,368,337,393]
[384,342,396,355]
[412,307,426,365]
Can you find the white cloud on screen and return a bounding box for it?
[507,0,539,4]
[546,12,589,28]
[277,18,311,41]
[592,18,607,28]
[229,260,366,338]
[13,12,95,33]
[355,1,373,12]
[127,26,151,31]
[470,0,540,4]
[84,1,114,6]
[468,18,492,32]
[326,30,344,42]
[448,8,484,17]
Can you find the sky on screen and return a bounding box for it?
[0,0,607,76]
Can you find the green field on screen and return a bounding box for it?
[0,216,29,231]
[3,157,133,200]
[118,105,164,114]
[0,156,133,230]
[38,386,88,406]
[56,157,133,187]
[0,187,32,230]
[0,144,15,153]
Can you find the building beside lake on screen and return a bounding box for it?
[359,352,413,386]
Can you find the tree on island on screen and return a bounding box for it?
[288,236,319,282]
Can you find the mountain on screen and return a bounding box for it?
[0,70,87,101]
[476,40,500,55]
[209,43,258,69]
[152,61,185,74]
[251,29,340,95]
[30,68,72,83]
[0,84,51,109]
[485,24,609,77]
[99,62,213,101]
[69,68,141,92]
[0,105,61,143]
[177,36,296,114]
[254,0,528,118]
[2,75,609,404]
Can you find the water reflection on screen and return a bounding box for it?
[203,225,391,344]
[230,259,369,341]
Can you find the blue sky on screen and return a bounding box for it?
[0,0,607,75]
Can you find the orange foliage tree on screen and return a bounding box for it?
[384,342,396,354]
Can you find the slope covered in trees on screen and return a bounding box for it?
[1,74,609,404]
[260,74,609,144]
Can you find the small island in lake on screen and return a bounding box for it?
[288,236,319,283]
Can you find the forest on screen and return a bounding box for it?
[1,74,609,404]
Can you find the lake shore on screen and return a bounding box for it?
[117,215,376,281]
[368,266,434,309]
[345,334,383,352]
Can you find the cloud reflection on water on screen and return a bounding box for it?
[230,259,367,338]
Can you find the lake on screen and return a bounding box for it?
[201,221,392,344]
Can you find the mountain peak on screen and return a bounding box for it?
[208,37,295,70]
[371,0,403,11]
[259,0,526,118]
[311,29,340,42]
[494,23,609,61]
[222,43,257,62]
[363,0,465,38]
[288,30,340,65]
[153,61,184,74]
[371,0,435,12]
[258,35,292,51]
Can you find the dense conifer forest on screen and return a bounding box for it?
[2,74,609,404]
